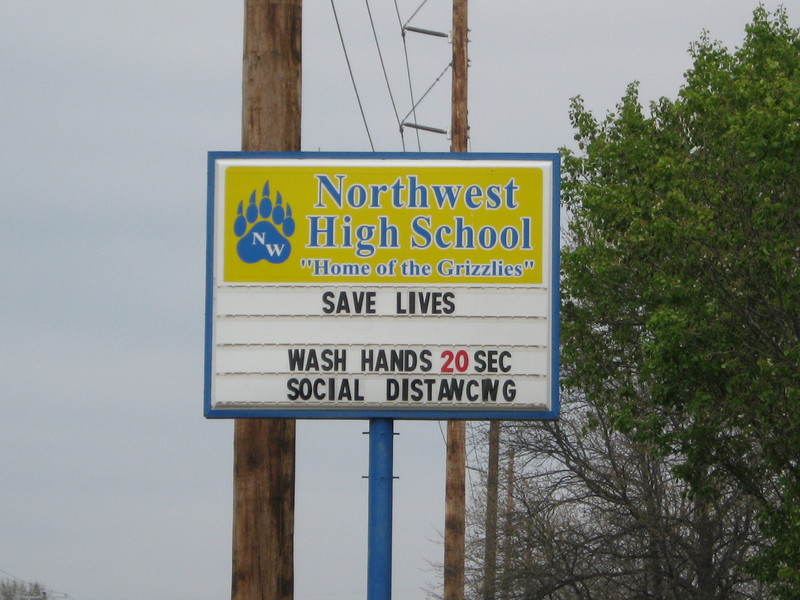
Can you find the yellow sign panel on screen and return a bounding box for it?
[220,163,545,285]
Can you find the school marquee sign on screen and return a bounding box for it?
[204,152,559,419]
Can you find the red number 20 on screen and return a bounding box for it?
[441,350,469,373]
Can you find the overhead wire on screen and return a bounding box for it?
[393,0,422,150]
[330,0,375,151]
[330,0,451,151]
[365,0,406,150]
[400,61,451,125]
[403,0,433,29]
[395,0,453,148]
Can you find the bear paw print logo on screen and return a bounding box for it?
[234,180,295,264]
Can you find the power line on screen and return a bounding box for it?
[394,0,452,148]
[401,61,451,130]
[364,0,405,150]
[330,0,452,151]
[394,0,422,150]
[330,0,375,151]
[403,0,433,29]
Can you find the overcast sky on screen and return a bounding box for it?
[1,2,795,600]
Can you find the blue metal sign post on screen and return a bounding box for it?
[367,418,394,600]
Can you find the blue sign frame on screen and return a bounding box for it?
[204,151,560,420]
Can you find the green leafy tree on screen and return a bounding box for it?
[561,6,800,597]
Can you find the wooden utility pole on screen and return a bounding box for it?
[500,447,515,600]
[443,419,466,600]
[232,2,301,600]
[449,0,468,154]
[444,1,468,600]
[482,422,500,600]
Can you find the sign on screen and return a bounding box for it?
[205,152,559,419]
